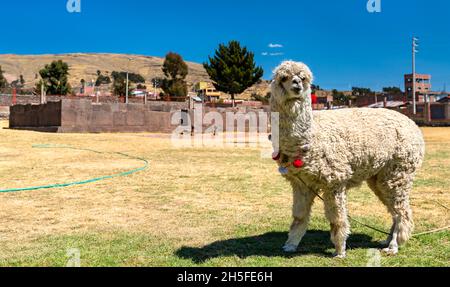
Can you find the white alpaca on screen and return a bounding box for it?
[270,61,425,258]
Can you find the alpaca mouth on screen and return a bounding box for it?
[291,87,302,94]
[287,93,304,101]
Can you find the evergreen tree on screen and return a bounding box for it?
[36,60,71,95]
[204,41,263,107]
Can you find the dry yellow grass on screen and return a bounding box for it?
[0,120,448,266]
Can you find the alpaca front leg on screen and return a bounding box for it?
[283,187,315,253]
[324,189,350,258]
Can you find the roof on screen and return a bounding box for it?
[131,90,146,95]
[367,101,406,108]
[437,95,450,103]
[191,96,203,102]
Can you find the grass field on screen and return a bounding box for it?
[0,120,448,267]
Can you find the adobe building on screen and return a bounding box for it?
[404,73,431,102]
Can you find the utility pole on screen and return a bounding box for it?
[40,78,46,104]
[412,37,419,115]
[153,78,159,100]
[126,57,133,104]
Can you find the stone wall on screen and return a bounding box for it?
[9,99,272,133]
[10,99,179,133]
[59,100,176,133]
[9,101,62,130]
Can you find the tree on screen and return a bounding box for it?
[110,70,145,97]
[111,71,144,84]
[162,52,188,80]
[0,66,8,89]
[351,87,373,97]
[382,86,402,94]
[204,40,263,107]
[80,79,86,94]
[95,70,111,86]
[332,89,350,105]
[19,75,25,87]
[112,77,130,97]
[161,52,189,98]
[36,60,71,95]
[151,77,163,89]
[136,83,147,90]
[311,84,322,92]
[11,75,25,89]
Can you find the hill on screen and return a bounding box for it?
[0,53,211,89]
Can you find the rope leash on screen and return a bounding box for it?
[297,177,449,238]
[0,144,149,193]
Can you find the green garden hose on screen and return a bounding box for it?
[0,144,149,193]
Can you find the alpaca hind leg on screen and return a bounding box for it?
[323,188,350,258]
[367,176,395,246]
[283,185,316,253]
[381,223,396,247]
[376,172,414,255]
[382,201,413,256]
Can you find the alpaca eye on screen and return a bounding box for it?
[281,76,288,82]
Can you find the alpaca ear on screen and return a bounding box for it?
[304,69,313,84]
[299,63,313,84]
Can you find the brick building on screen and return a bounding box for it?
[404,73,431,100]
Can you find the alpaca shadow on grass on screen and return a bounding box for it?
[176,230,381,263]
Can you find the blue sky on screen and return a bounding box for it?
[0,0,449,91]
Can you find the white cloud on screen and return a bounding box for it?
[268,43,283,48]
[261,52,284,57]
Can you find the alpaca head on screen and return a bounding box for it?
[270,61,313,104]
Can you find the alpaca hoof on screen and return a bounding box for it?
[283,244,298,253]
[333,252,346,259]
[382,247,398,256]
